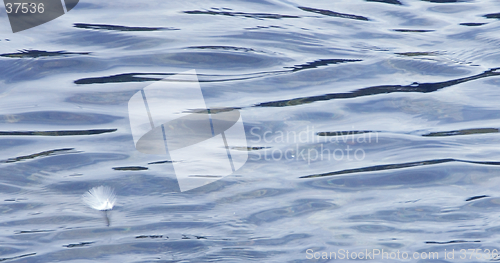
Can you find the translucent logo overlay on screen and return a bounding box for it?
[3,0,79,33]
[128,70,248,192]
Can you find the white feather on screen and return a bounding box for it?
[82,186,116,211]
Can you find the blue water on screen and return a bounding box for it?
[2,0,500,262]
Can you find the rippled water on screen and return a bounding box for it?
[2,0,500,262]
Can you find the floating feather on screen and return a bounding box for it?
[82,186,116,226]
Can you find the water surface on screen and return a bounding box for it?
[1,0,500,262]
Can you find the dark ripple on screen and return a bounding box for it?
[183,10,299,19]
[422,128,499,137]
[422,0,469,2]
[1,148,75,164]
[286,58,362,71]
[366,0,402,5]
[460,22,487,26]
[301,158,500,179]
[52,221,216,241]
[0,129,117,136]
[244,25,284,30]
[112,166,148,171]
[188,46,266,53]
[147,160,173,165]
[255,68,500,107]
[465,195,489,202]
[247,199,337,225]
[0,50,90,58]
[10,153,129,176]
[393,29,435,32]
[0,253,36,261]
[14,229,54,234]
[425,240,480,244]
[74,57,359,84]
[76,53,282,81]
[74,73,163,84]
[64,242,95,248]
[231,146,271,151]
[484,13,500,19]
[317,131,374,136]
[136,235,164,239]
[0,111,121,125]
[74,23,178,31]
[395,51,440,56]
[298,6,370,21]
